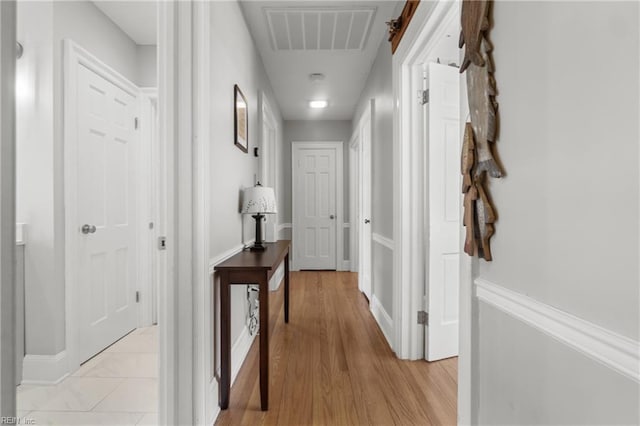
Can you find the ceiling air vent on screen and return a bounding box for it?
[264,7,376,51]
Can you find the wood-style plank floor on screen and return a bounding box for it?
[215,271,457,426]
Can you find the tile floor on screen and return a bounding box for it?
[17,325,158,425]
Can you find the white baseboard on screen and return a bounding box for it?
[270,262,285,291]
[231,325,256,387]
[475,278,640,383]
[21,351,69,385]
[342,260,351,271]
[370,295,394,349]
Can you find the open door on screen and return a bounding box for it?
[425,62,461,361]
[359,109,372,301]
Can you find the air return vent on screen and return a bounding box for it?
[264,7,376,51]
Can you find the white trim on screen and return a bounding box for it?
[21,351,69,385]
[138,88,159,330]
[193,2,214,425]
[372,233,394,251]
[352,100,373,299]
[0,2,16,414]
[277,223,292,233]
[291,141,345,271]
[391,2,472,422]
[475,279,640,383]
[259,91,279,242]
[208,244,245,274]
[371,295,394,349]
[270,262,285,291]
[63,39,141,377]
[212,325,256,390]
[157,2,184,424]
[342,261,351,271]
[15,223,26,246]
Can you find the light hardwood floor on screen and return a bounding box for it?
[215,271,457,426]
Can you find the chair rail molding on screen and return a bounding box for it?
[372,233,394,251]
[475,278,640,383]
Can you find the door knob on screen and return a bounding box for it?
[329,215,335,219]
[364,219,371,224]
[82,224,97,234]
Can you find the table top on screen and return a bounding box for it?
[214,240,290,271]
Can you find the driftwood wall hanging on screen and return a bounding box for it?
[386,0,420,53]
[459,0,502,261]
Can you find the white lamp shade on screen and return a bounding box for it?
[242,186,277,214]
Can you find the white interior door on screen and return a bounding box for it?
[77,64,138,363]
[260,99,277,242]
[425,62,461,361]
[359,113,372,300]
[292,142,341,270]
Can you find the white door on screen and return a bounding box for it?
[359,113,372,300]
[425,62,461,361]
[292,142,342,270]
[77,64,138,362]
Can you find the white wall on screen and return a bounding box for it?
[472,2,639,423]
[136,45,157,87]
[16,1,60,356]
[208,0,283,354]
[352,37,394,317]
[16,0,148,358]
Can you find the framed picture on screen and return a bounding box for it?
[234,85,248,153]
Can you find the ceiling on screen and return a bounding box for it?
[240,1,402,120]
[93,1,157,45]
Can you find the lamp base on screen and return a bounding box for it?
[251,213,266,252]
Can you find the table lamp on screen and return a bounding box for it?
[241,183,277,252]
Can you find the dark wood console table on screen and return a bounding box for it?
[214,240,290,411]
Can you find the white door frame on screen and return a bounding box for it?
[0,0,17,416]
[392,0,472,423]
[258,91,279,242]
[291,141,344,271]
[138,88,159,327]
[63,39,141,373]
[0,1,192,422]
[351,100,373,297]
[348,135,359,273]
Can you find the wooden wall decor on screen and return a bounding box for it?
[387,0,420,54]
[459,0,501,261]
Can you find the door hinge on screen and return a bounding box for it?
[419,89,429,105]
[417,310,429,325]
[134,117,139,129]
[136,291,140,303]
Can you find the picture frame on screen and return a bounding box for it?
[234,84,248,153]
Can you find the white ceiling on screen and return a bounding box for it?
[240,1,402,120]
[93,1,157,45]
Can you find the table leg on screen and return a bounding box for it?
[259,275,269,410]
[284,251,290,323]
[220,272,231,410]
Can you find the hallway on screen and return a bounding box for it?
[216,272,457,426]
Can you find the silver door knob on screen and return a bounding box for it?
[82,224,97,234]
[364,219,371,224]
[329,215,335,219]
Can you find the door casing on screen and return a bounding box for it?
[350,101,373,300]
[392,0,473,423]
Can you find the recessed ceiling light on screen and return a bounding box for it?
[309,100,328,109]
